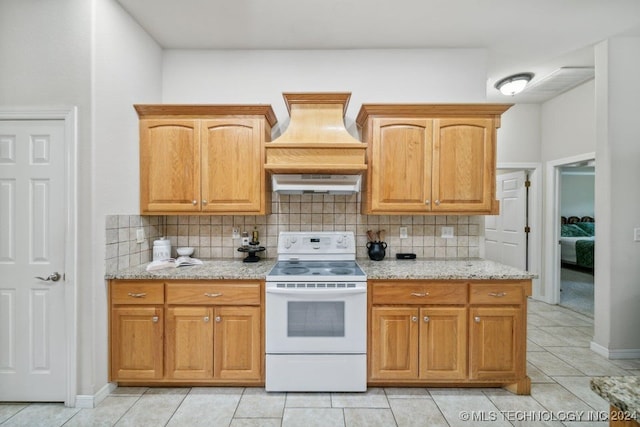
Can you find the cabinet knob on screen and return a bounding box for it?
[425,199,430,205]
[202,200,208,205]
[435,200,440,206]
[152,316,159,323]
[411,292,429,297]
[215,316,221,323]
[488,292,507,297]
[411,316,418,322]
[192,200,197,205]
[127,292,146,298]
[474,316,481,323]
[204,316,210,323]
[423,316,430,323]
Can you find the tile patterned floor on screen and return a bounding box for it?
[1,299,639,427]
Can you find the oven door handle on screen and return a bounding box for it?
[266,287,366,296]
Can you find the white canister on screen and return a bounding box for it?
[153,238,172,261]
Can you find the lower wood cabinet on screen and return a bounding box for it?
[368,280,531,394]
[109,280,263,385]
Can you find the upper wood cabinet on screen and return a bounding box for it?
[356,104,512,215]
[136,105,277,215]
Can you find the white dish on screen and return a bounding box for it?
[176,247,194,256]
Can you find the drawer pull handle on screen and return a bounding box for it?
[411,292,429,297]
[488,292,507,297]
[474,316,481,323]
[152,316,159,323]
[215,316,221,323]
[127,292,146,298]
[204,316,210,322]
[204,293,223,298]
[411,316,418,322]
[423,316,430,323]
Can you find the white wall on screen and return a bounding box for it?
[593,37,640,357]
[162,49,488,133]
[560,171,595,217]
[541,79,596,161]
[496,104,541,163]
[92,0,162,394]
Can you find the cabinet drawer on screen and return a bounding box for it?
[166,282,261,305]
[111,281,164,304]
[371,282,467,305]
[470,283,524,305]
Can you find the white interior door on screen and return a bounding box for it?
[484,170,527,270]
[0,120,67,401]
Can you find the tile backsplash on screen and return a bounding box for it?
[105,193,482,273]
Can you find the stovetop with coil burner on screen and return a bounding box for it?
[268,260,366,282]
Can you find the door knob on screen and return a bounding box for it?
[35,272,61,282]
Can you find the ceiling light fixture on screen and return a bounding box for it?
[495,72,534,96]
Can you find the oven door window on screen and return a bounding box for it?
[287,301,345,337]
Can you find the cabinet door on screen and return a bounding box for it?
[214,306,262,380]
[469,306,524,380]
[201,119,264,213]
[419,307,467,380]
[165,306,214,380]
[111,306,163,380]
[370,307,419,380]
[369,118,432,213]
[432,118,494,212]
[140,119,201,213]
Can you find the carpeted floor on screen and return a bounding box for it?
[560,266,594,317]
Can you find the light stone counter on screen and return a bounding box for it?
[105,259,277,281]
[358,258,536,280]
[591,376,640,421]
[106,258,535,281]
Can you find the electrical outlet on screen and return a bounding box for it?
[441,226,454,238]
[399,226,408,239]
[232,228,240,239]
[135,228,145,243]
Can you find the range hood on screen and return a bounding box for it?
[264,93,367,174]
[272,174,361,195]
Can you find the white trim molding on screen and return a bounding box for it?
[0,106,78,407]
[75,383,117,409]
[591,341,640,360]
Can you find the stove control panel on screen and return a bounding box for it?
[278,231,355,257]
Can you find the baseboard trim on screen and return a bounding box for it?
[590,341,640,359]
[75,382,117,408]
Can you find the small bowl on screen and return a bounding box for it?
[176,247,194,257]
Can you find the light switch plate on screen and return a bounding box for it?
[634,228,640,242]
[441,226,454,239]
[399,226,408,239]
[135,228,145,243]
[232,228,240,239]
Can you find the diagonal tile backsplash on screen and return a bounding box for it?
[105,193,482,273]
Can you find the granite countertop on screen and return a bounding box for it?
[591,376,640,420]
[106,258,535,281]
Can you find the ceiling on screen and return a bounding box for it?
[116,0,640,103]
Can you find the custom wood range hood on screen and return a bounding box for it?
[264,92,367,174]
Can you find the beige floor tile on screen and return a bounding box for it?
[527,338,546,352]
[0,403,29,424]
[389,398,448,427]
[546,347,629,376]
[110,387,148,396]
[483,389,564,427]
[143,387,190,395]
[526,362,555,383]
[429,388,512,427]
[343,408,396,427]
[167,393,241,427]
[527,351,583,376]
[1,403,80,427]
[537,326,593,347]
[552,376,609,412]
[528,328,572,347]
[282,408,345,427]
[189,386,244,395]
[65,396,139,427]
[114,394,186,427]
[609,358,640,370]
[235,389,286,418]
[541,310,592,327]
[528,313,564,327]
[230,418,282,427]
[384,387,430,398]
[331,388,389,408]
[530,383,594,414]
[285,393,332,408]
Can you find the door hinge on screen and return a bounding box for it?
[524,180,531,188]
[524,226,531,233]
